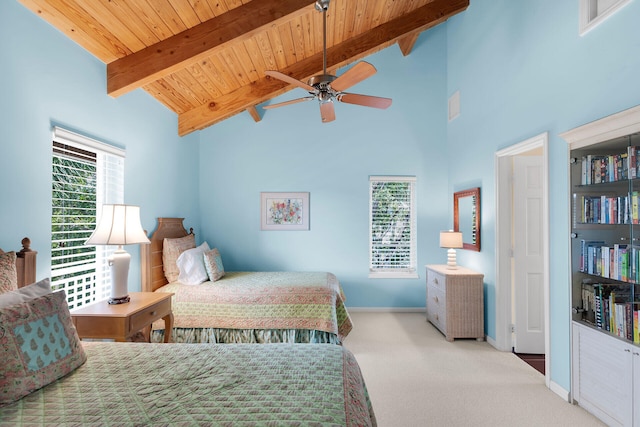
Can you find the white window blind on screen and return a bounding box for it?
[369,176,418,278]
[51,127,124,309]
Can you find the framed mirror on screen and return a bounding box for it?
[453,187,481,252]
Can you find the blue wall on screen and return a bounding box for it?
[197,25,449,307]
[0,1,200,287]
[4,0,640,394]
[445,0,640,389]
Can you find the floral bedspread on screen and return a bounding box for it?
[0,342,376,426]
[152,271,353,340]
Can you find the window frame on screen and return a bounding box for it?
[51,126,125,309]
[368,175,418,279]
[579,0,631,35]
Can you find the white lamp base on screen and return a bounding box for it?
[108,246,131,304]
[446,248,458,269]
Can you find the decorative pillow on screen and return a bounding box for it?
[204,248,225,282]
[0,278,52,309]
[176,242,211,285]
[163,234,196,283]
[0,290,87,406]
[0,251,17,294]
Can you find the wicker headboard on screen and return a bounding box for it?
[141,218,194,292]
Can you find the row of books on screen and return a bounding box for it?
[580,146,640,185]
[574,193,633,224]
[579,240,640,283]
[580,283,639,344]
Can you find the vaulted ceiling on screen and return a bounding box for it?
[19,0,469,136]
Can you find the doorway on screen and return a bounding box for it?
[495,132,550,387]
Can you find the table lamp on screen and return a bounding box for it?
[85,204,150,304]
[440,230,463,269]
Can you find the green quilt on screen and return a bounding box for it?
[0,342,376,426]
[153,271,353,340]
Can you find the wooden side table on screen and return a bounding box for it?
[71,292,174,342]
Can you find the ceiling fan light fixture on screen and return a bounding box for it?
[318,91,333,103]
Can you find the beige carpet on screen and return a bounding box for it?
[343,311,605,427]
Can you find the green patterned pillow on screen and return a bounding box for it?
[0,290,86,406]
[0,251,17,294]
[204,248,225,282]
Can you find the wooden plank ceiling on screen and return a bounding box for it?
[19,0,469,136]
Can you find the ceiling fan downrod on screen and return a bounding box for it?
[316,0,330,77]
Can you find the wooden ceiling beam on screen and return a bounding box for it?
[178,0,469,135]
[107,0,315,98]
[398,33,420,56]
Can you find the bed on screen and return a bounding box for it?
[141,218,353,344]
[0,240,376,426]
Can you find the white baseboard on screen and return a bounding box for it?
[347,307,426,313]
[549,380,570,402]
[485,334,498,349]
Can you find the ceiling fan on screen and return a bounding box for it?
[263,0,392,123]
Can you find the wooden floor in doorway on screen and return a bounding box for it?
[514,353,545,375]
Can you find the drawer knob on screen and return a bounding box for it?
[433,296,439,303]
[434,278,438,285]
[150,311,157,316]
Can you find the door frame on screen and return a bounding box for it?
[495,132,550,388]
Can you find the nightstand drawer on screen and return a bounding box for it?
[427,270,446,292]
[129,297,172,334]
[427,284,446,333]
[71,292,174,342]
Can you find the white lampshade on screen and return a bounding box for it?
[440,230,463,269]
[85,204,150,304]
[439,230,463,249]
[86,204,150,246]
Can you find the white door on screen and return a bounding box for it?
[513,155,545,354]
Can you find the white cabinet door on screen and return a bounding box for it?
[574,323,633,427]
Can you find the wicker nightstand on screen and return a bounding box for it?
[426,265,484,341]
[71,292,174,342]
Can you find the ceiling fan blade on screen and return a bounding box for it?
[265,70,315,92]
[338,93,392,109]
[263,96,314,110]
[330,61,377,92]
[320,101,336,123]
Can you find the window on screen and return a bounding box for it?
[369,176,417,278]
[579,0,631,35]
[51,127,124,309]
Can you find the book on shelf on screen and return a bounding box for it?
[581,282,635,339]
[578,240,640,282]
[575,194,630,224]
[634,305,639,345]
[580,151,631,185]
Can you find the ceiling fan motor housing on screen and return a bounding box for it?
[308,74,338,103]
[307,74,337,88]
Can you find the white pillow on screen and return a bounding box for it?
[0,277,52,308]
[176,242,211,285]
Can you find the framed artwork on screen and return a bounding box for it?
[260,192,309,230]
